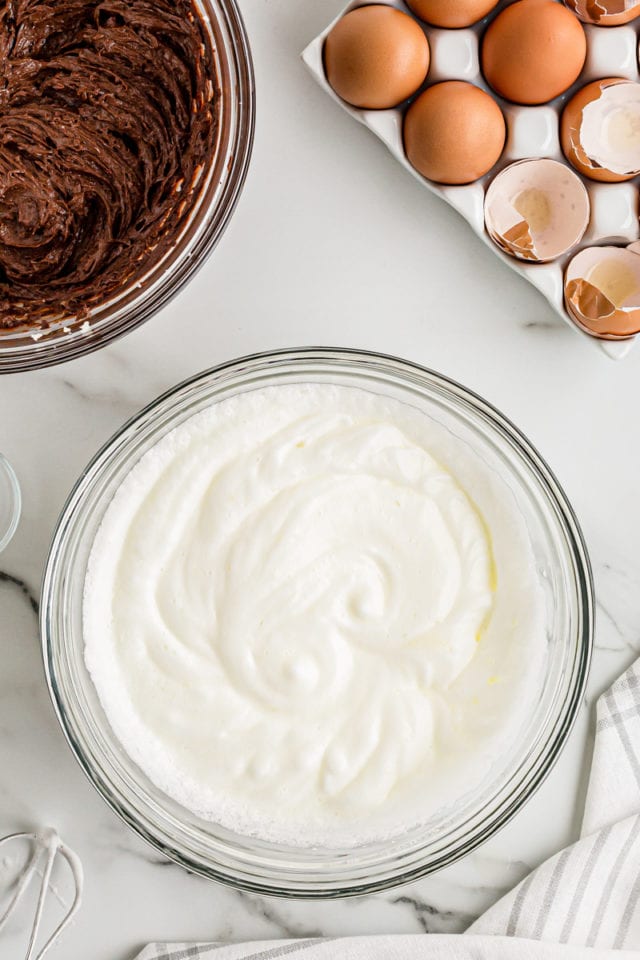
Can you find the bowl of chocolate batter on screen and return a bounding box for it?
[0,0,254,372]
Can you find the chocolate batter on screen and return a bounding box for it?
[0,0,218,329]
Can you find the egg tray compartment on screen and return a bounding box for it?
[302,0,640,360]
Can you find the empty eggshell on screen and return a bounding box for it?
[561,79,640,181]
[481,0,587,105]
[563,0,640,26]
[406,0,499,28]
[324,5,430,110]
[484,158,590,262]
[404,81,506,184]
[565,244,640,337]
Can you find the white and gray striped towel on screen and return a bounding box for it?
[136,659,640,959]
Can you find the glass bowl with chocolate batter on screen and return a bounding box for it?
[0,0,254,373]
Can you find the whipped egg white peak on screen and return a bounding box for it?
[84,383,544,846]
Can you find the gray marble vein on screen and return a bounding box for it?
[234,893,324,940]
[388,895,471,934]
[0,569,39,615]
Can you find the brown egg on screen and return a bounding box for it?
[406,0,499,28]
[561,79,640,181]
[481,0,587,105]
[564,0,640,26]
[404,81,506,184]
[324,5,430,110]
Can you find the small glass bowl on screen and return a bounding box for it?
[0,0,254,374]
[41,348,593,897]
[0,455,21,552]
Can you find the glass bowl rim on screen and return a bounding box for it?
[41,346,594,897]
[0,453,21,552]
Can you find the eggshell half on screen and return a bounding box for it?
[324,5,430,110]
[561,78,640,181]
[406,0,499,28]
[564,0,640,26]
[484,158,590,262]
[481,0,587,105]
[565,244,640,337]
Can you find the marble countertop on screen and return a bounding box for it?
[2,1,640,957]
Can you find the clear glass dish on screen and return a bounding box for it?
[0,454,21,552]
[41,348,593,897]
[0,0,254,374]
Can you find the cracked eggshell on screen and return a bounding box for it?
[481,0,587,105]
[323,5,430,110]
[484,158,590,262]
[563,0,640,25]
[564,245,640,337]
[561,79,640,181]
[406,0,499,28]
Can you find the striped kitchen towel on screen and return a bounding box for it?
[136,659,640,959]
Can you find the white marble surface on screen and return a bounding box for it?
[2,1,640,958]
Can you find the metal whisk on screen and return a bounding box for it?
[0,828,83,960]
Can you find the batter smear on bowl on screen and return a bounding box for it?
[0,0,218,329]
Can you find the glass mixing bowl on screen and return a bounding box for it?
[0,0,254,374]
[41,348,593,897]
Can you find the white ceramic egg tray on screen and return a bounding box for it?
[302,0,640,359]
